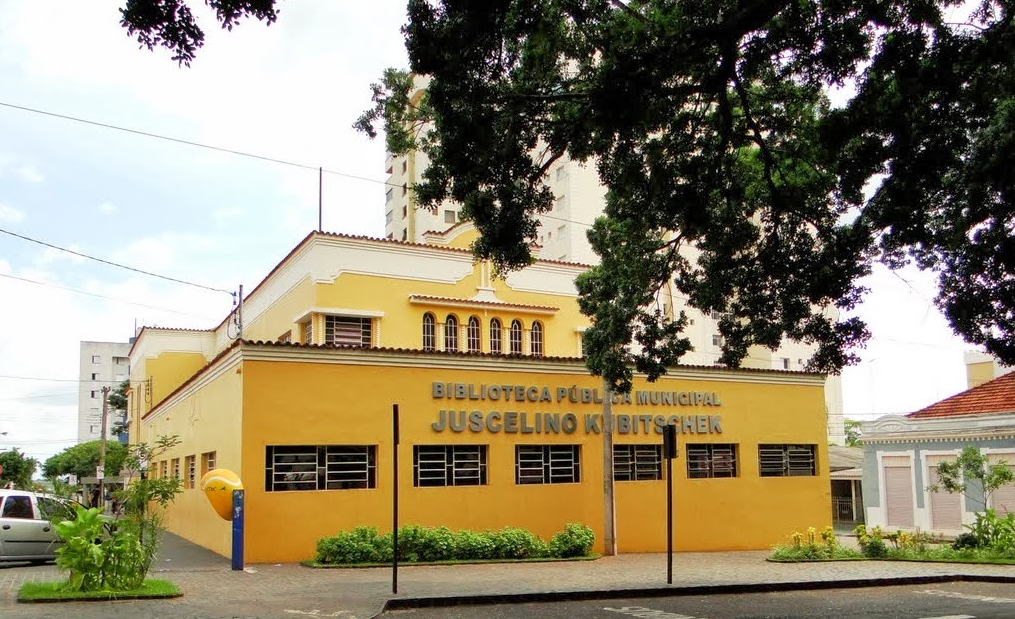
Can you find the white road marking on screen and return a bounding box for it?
[603,605,701,619]
[917,615,975,619]
[283,609,354,617]
[922,589,1015,604]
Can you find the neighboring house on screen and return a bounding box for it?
[861,371,1015,536]
[383,77,845,443]
[964,350,1015,389]
[828,445,864,531]
[77,341,130,443]
[127,227,833,562]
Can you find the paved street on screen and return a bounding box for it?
[2,534,1014,619]
[385,582,1015,619]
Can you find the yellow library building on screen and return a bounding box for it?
[127,225,831,563]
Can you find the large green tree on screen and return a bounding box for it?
[43,440,128,481]
[0,448,39,489]
[122,0,1015,392]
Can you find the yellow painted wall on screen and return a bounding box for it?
[236,354,829,563]
[241,277,316,344]
[141,358,245,558]
[967,361,994,389]
[146,352,211,406]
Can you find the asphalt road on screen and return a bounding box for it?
[382,582,1015,619]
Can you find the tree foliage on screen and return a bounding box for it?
[123,0,1015,392]
[931,446,1015,507]
[0,448,39,489]
[843,419,863,447]
[109,380,130,437]
[43,441,128,480]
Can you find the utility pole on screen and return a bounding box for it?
[602,378,617,556]
[98,385,111,510]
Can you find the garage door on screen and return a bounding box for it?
[926,455,962,531]
[883,457,914,528]
[992,466,1015,516]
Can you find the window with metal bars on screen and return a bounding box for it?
[444,315,459,351]
[613,445,662,481]
[265,445,376,491]
[686,444,738,479]
[530,321,544,357]
[490,318,502,354]
[201,451,216,477]
[509,319,523,354]
[185,455,196,489]
[302,319,313,345]
[467,316,481,353]
[515,445,580,484]
[324,316,372,347]
[422,313,436,351]
[413,445,487,487]
[171,458,180,479]
[758,444,816,477]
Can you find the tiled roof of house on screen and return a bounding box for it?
[907,370,1015,419]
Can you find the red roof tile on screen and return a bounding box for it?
[907,370,1015,418]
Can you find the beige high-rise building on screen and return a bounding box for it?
[77,341,131,443]
[383,77,845,444]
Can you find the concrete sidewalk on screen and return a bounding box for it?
[2,534,1014,619]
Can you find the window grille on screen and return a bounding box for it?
[686,444,738,479]
[302,319,314,345]
[265,445,376,491]
[530,321,544,357]
[490,318,502,354]
[201,451,216,477]
[758,444,816,477]
[613,445,663,481]
[509,320,523,354]
[422,313,436,350]
[515,445,580,484]
[444,315,459,351]
[324,316,371,347]
[467,316,481,353]
[413,445,487,487]
[185,455,196,489]
[171,458,180,479]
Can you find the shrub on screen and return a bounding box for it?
[965,509,1015,552]
[314,527,383,564]
[454,530,496,559]
[952,532,980,550]
[549,523,595,558]
[489,527,549,559]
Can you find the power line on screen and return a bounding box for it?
[0,272,220,318]
[0,227,233,294]
[0,392,77,402]
[0,100,397,188]
[0,374,124,384]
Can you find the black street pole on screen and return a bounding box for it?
[663,423,677,585]
[392,404,399,594]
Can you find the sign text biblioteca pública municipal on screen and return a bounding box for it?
[430,382,724,435]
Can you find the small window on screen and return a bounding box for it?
[516,445,580,484]
[159,461,168,479]
[444,315,459,351]
[759,444,816,477]
[91,355,101,363]
[401,229,407,241]
[302,319,314,345]
[113,356,129,365]
[89,425,97,434]
[490,318,502,354]
[171,458,180,479]
[0,495,34,519]
[467,316,481,353]
[401,183,407,196]
[90,390,98,399]
[278,331,292,343]
[613,445,662,481]
[324,316,372,347]
[422,313,437,351]
[385,188,393,203]
[444,209,457,224]
[385,209,394,223]
[402,160,407,174]
[781,357,790,369]
[711,334,723,347]
[414,445,487,487]
[556,165,567,181]
[530,321,544,357]
[185,455,196,489]
[402,204,407,218]
[201,451,217,477]
[557,225,566,239]
[509,320,523,354]
[709,309,723,320]
[265,445,376,491]
[687,444,738,478]
[91,373,99,381]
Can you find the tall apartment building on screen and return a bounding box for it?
[383,77,845,444]
[77,341,130,443]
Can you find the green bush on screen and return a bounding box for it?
[549,523,595,558]
[952,532,980,550]
[314,523,592,564]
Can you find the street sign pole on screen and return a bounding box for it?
[662,423,678,584]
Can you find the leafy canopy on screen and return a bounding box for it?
[122,0,1015,392]
[931,446,1015,507]
[43,440,128,480]
[0,448,39,489]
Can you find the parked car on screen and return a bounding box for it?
[0,489,77,564]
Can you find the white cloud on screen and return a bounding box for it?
[0,203,25,223]
[35,244,87,267]
[98,201,117,214]
[14,165,44,183]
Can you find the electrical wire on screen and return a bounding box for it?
[0,227,232,295]
[0,374,125,384]
[0,100,398,188]
[0,272,221,318]
[0,392,77,402]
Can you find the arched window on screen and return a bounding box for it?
[530,321,544,357]
[422,313,436,351]
[509,320,523,355]
[467,316,481,353]
[444,314,459,352]
[490,318,502,354]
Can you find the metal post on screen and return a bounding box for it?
[662,423,677,584]
[98,385,111,509]
[601,378,617,556]
[232,489,244,570]
[392,404,399,594]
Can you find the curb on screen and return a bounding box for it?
[380,574,1015,614]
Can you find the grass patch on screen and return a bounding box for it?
[303,554,601,568]
[18,579,181,602]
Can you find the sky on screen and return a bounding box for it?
[0,1,977,467]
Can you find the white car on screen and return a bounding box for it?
[0,489,77,563]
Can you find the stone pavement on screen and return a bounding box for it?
[2,534,1014,619]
